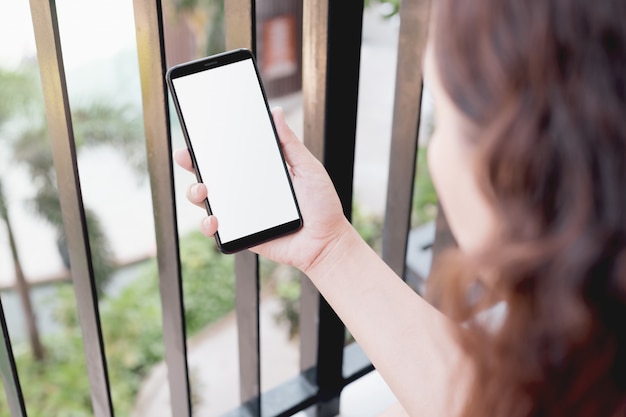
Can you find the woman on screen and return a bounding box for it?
[175,0,626,415]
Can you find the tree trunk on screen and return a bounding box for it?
[3,213,45,361]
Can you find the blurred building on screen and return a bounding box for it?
[163,0,302,99]
[256,1,302,98]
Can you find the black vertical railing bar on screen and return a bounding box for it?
[0,297,27,417]
[301,1,366,416]
[132,1,191,416]
[224,0,262,413]
[221,343,374,417]
[322,2,363,218]
[28,1,115,416]
[341,343,374,384]
[382,0,432,279]
[318,4,365,415]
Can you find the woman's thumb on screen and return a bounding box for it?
[271,106,315,169]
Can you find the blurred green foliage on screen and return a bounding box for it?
[0,231,235,417]
[365,0,401,17]
[412,146,438,227]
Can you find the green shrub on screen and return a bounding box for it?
[0,230,235,417]
[412,146,438,227]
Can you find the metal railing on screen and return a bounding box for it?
[0,0,432,416]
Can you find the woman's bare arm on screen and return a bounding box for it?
[378,402,409,417]
[305,220,470,416]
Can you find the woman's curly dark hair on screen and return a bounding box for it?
[429,0,626,415]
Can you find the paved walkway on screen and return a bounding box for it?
[133,297,302,416]
[132,295,398,417]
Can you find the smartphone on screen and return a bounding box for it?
[166,48,303,254]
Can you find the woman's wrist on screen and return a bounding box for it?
[302,218,362,283]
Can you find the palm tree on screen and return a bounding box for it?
[169,0,225,57]
[0,179,45,360]
[0,67,45,360]
[0,63,146,363]
[11,101,145,295]
[0,67,38,126]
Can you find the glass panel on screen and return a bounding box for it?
[259,260,301,395]
[353,4,399,255]
[52,0,163,415]
[0,2,97,416]
[406,84,438,295]
[0,294,26,417]
[256,1,320,399]
[163,0,242,414]
[260,31,305,391]
[347,0,401,353]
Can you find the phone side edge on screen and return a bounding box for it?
[165,66,226,252]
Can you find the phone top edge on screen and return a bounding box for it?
[166,48,254,80]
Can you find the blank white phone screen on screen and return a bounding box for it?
[172,58,299,244]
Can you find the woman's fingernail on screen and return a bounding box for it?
[273,106,284,121]
[191,184,200,199]
[202,217,213,232]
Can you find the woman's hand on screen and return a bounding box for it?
[173,107,352,273]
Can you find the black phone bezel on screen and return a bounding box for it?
[166,48,303,254]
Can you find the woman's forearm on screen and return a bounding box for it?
[305,221,470,416]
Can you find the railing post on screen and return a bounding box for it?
[28,1,114,416]
[132,1,191,416]
[301,1,364,416]
[0,297,27,417]
[382,0,432,279]
[299,0,329,394]
[224,0,262,414]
